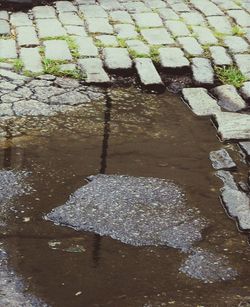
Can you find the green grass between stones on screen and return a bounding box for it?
[215,66,248,88]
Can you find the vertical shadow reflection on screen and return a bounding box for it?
[92,93,112,267]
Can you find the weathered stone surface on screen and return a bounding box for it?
[221,187,250,230]
[44,40,72,61]
[86,17,113,34]
[10,12,32,26]
[55,1,77,12]
[181,12,205,26]
[209,149,236,170]
[159,47,189,69]
[99,0,121,11]
[180,248,237,283]
[158,8,179,20]
[177,37,203,56]
[46,174,206,251]
[75,37,98,57]
[123,2,151,13]
[224,36,249,53]
[0,20,10,35]
[96,35,118,47]
[228,10,250,27]
[239,142,250,161]
[36,19,66,38]
[191,0,224,16]
[49,91,90,105]
[135,58,163,89]
[192,58,214,84]
[33,86,65,101]
[54,77,79,88]
[216,170,238,191]
[13,100,56,116]
[0,103,14,116]
[109,11,134,24]
[0,69,28,81]
[141,28,174,45]
[126,39,149,55]
[212,85,246,111]
[234,54,250,78]
[0,39,17,59]
[170,2,191,12]
[182,87,220,116]
[104,48,132,70]
[16,26,39,47]
[240,82,250,100]
[79,4,108,18]
[207,16,232,34]
[0,81,17,91]
[78,58,110,84]
[32,5,56,19]
[59,63,76,72]
[0,11,8,21]
[144,0,166,9]
[64,25,87,37]
[20,47,43,73]
[133,12,163,28]
[209,46,232,66]
[192,26,218,45]
[165,20,190,36]
[58,12,84,26]
[114,24,138,39]
[213,112,250,140]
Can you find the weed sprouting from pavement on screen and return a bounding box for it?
[215,66,248,88]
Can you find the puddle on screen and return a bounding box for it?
[0,87,250,306]
[0,0,59,11]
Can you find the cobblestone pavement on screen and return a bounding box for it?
[0,0,250,89]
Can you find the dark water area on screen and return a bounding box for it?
[0,0,59,11]
[0,87,250,306]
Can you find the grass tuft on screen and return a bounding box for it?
[231,25,246,36]
[215,66,248,88]
[13,59,24,72]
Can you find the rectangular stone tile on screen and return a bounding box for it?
[44,40,73,60]
[10,12,32,27]
[0,11,9,21]
[191,0,224,16]
[165,20,190,36]
[114,24,138,39]
[64,25,87,37]
[192,58,214,84]
[75,37,98,57]
[240,81,250,100]
[55,1,77,12]
[79,5,108,18]
[209,46,232,65]
[126,40,150,56]
[228,10,250,27]
[211,0,241,10]
[133,12,163,28]
[0,39,17,59]
[58,12,84,25]
[99,0,122,11]
[135,58,163,88]
[32,6,56,19]
[78,58,110,83]
[159,47,189,69]
[182,87,221,116]
[20,47,43,73]
[0,20,10,35]
[180,12,205,26]
[86,17,113,34]
[158,8,179,20]
[207,16,232,34]
[36,19,66,38]
[16,26,39,47]
[123,2,151,13]
[192,26,218,45]
[141,28,174,45]
[109,11,134,24]
[170,2,191,12]
[177,37,203,56]
[104,47,132,70]
[96,35,118,47]
[144,0,166,9]
[234,54,250,78]
[224,36,249,53]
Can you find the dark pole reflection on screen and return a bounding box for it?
[92,93,112,267]
[3,146,12,169]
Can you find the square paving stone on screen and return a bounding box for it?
[228,10,250,27]
[135,58,163,88]
[144,0,166,9]
[109,11,134,24]
[99,0,122,11]
[0,20,10,35]
[0,39,17,59]
[75,37,98,57]
[170,2,191,12]
[104,47,132,70]
[10,12,32,27]
[177,37,203,56]
[20,47,43,73]
[240,82,250,100]
[126,40,150,56]
[16,26,39,47]
[234,54,250,78]
[96,35,118,47]
[207,16,232,34]
[86,17,113,34]
[58,12,84,25]
[44,40,73,61]
[165,20,190,36]
[36,19,66,38]
[224,36,249,53]
[158,8,179,20]
[192,58,214,84]
[191,0,224,16]
[32,6,56,19]
[159,47,189,69]
[0,11,9,20]
[141,28,174,45]
[78,58,110,83]
[55,1,77,12]
[114,24,138,39]
[79,5,108,18]
[133,12,163,28]
[123,2,151,13]
[209,46,232,66]
[180,12,205,26]
[64,25,87,37]
[192,26,218,45]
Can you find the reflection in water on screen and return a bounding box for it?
[3,146,11,170]
[93,93,112,267]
